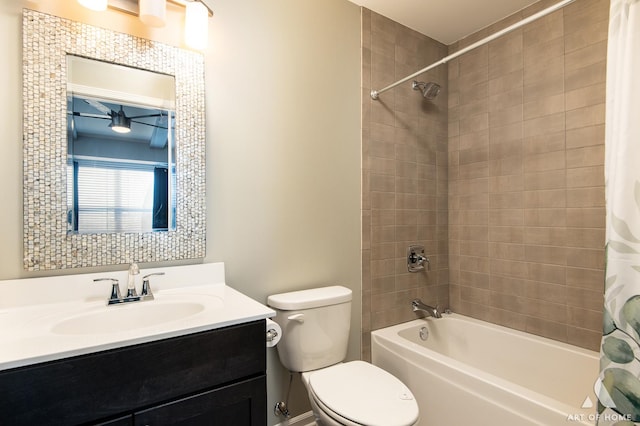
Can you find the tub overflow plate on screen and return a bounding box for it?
[419,326,429,341]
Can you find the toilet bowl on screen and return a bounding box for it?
[267,286,419,426]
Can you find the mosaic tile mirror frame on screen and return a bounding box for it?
[22,9,206,271]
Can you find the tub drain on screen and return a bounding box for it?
[419,326,429,341]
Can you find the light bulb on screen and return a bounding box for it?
[139,0,167,28]
[185,1,208,50]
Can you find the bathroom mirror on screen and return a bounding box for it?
[66,56,177,234]
[23,10,206,271]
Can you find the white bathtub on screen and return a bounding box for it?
[371,313,600,426]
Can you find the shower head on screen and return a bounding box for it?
[412,81,441,100]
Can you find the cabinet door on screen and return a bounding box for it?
[134,375,266,426]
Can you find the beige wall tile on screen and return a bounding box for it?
[524,189,566,208]
[489,226,524,243]
[490,123,523,147]
[524,170,566,190]
[566,267,604,290]
[459,146,489,165]
[489,31,523,61]
[363,0,608,349]
[565,40,608,73]
[525,245,567,265]
[523,55,564,89]
[489,156,524,177]
[443,0,605,352]
[490,175,525,192]
[489,192,524,209]
[564,0,610,32]
[525,227,566,246]
[566,124,605,149]
[489,87,524,112]
[489,209,524,226]
[523,132,566,155]
[524,37,564,67]
[565,60,606,92]
[490,104,523,128]
[567,166,604,188]
[527,263,566,285]
[523,93,565,120]
[488,242,526,260]
[371,191,395,209]
[526,316,568,342]
[566,247,605,269]
[524,112,565,138]
[566,103,605,130]
[489,70,524,95]
[524,150,566,173]
[372,226,395,244]
[567,187,605,207]
[490,259,529,279]
[524,73,565,102]
[566,228,605,249]
[566,207,605,228]
[489,138,522,160]
[460,113,489,135]
[565,83,606,111]
[489,53,524,80]
[567,326,601,351]
[523,10,564,48]
[525,208,567,227]
[363,14,448,352]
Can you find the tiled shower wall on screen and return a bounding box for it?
[448,0,608,351]
[361,9,449,360]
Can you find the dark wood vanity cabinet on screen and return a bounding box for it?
[0,320,267,426]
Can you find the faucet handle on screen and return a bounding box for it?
[141,272,165,300]
[94,278,122,305]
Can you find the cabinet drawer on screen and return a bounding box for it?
[0,320,265,425]
[135,375,266,426]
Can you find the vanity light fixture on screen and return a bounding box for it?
[78,0,108,11]
[76,0,213,50]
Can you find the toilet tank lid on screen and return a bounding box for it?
[267,286,352,310]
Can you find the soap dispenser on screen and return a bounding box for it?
[127,263,140,298]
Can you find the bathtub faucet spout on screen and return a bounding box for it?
[411,299,442,319]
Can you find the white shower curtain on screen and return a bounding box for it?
[598,0,640,424]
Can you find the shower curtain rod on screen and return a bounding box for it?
[370,0,577,100]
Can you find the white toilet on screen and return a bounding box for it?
[267,286,419,426]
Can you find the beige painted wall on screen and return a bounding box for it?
[0,0,361,424]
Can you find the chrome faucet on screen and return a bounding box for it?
[411,299,442,319]
[94,267,165,305]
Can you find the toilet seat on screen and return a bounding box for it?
[307,361,419,426]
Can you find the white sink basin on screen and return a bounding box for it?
[51,301,206,335]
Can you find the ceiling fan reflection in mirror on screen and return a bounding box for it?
[69,96,172,143]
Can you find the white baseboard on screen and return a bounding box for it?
[273,411,316,426]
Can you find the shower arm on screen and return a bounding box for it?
[370,0,576,100]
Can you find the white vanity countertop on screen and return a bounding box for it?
[0,263,275,371]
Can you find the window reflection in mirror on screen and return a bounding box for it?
[66,56,176,234]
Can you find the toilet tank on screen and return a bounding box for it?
[267,286,352,372]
